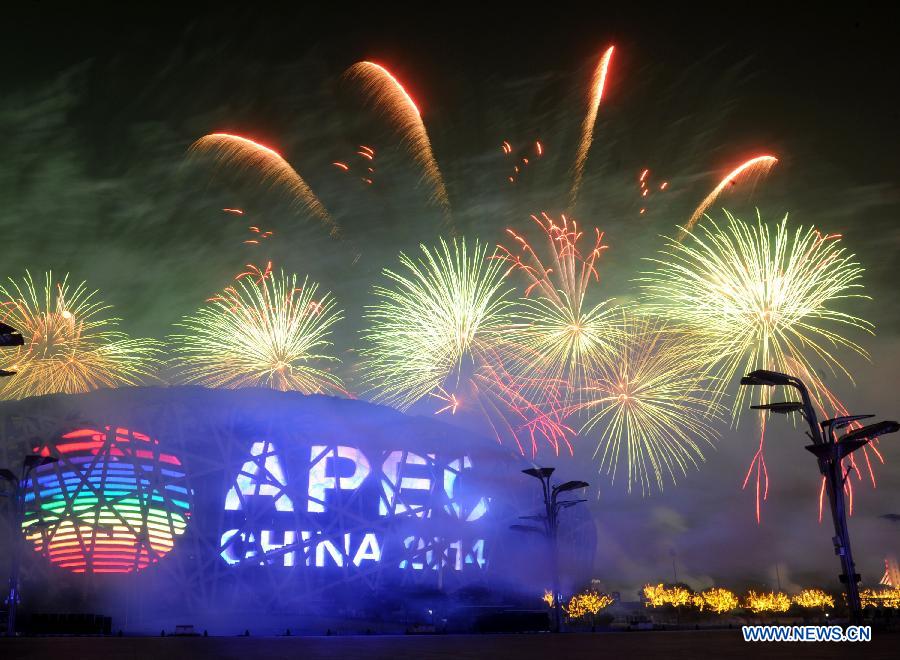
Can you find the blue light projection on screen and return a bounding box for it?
[219,443,490,572]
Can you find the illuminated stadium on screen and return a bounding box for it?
[0,387,596,633]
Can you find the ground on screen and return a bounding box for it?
[1,630,897,660]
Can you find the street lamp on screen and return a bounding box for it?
[1,453,59,637]
[0,322,24,379]
[0,322,24,349]
[512,467,588,632]
[740,369,898,624]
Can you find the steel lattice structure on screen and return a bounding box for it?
[0,387,597,631]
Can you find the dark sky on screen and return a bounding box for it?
[1,2,899,593]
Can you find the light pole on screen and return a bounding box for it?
[0,321,24,378]
[1,454,59,636]
[511,467,588,633]
[740,369,898,624]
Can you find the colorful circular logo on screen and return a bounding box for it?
[23,426,192,573]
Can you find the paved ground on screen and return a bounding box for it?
[1,630,897,660]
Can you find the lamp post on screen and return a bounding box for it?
[740,369,898,624]
[1,454,59,637]
[0,321,24,378]
[511,467,588,633]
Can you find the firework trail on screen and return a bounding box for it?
[495,212,619,397]
[570,46,615,207]
[682,155,778,237]
[170,270,344,394]
[641,211,872,518]
[567,312,721,495]
[189,133,339,237]
[0,272,161,399]
[343,61,451,220]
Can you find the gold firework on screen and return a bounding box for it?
[189,133,339,236]
[641,211,873,518]
[641,210,872,420]
[682,155,778,238]
[170,270,344,394]
[496,212,620,398]
[360,237,512,410]
[568,313,721,494]
[570,46,615,206]
[0,271,161,400]
[343,61,450,219]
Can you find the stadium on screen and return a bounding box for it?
[0,387,596,634]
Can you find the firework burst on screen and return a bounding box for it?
[0,272,160,400]
[641,210,872,515]
[359,237,572,454]
[189,133,339,236]
[567,313,721,495]
[343,61,450,218]
[496,212,620,398]
[360,237,511,410]
[642,211,871,418]
[171,270,344,394]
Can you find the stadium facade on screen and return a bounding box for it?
[0,387,595,633]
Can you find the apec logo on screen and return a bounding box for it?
[219,442,491,572]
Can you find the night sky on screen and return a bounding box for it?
[1,3,899,594]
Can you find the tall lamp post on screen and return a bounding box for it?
[0,320,23,636]
[511,467,588,633]
[1,454,59,637]
[0,321,24,377]
[1,322,62,636]
[740,369,898,624]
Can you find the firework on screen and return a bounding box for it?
[360,237,572,453]
[463,343,574,456]
[343,62,450,218]
[503,140,544,184]
[360,237,512,410]
[170,270,344,394]
[570,46,615,206]
[496,212,620,396]
[0,271,160,400]
[683,155,778,236]
[641,211,872,517]
[567,313,721,494]
[189,133,339,236]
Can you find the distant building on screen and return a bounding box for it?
[880,556,899,588]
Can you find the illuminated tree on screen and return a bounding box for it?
[692,587,740,614]
[792,589,835,610]
[860,587,900,609]
[565,589,614,628]
[743,590,791,614]
[642,583,693,608]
